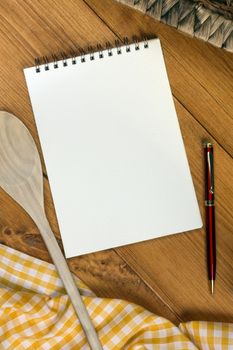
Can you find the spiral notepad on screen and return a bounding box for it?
[24,37,202,258]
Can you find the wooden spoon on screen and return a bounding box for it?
[0,111,102,350]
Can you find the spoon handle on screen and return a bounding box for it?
[36,214,103,350]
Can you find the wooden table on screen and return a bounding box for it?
[0,0,233,325]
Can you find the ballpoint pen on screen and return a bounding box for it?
[204,142,216,295]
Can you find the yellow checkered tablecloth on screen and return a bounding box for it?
[0,243,232,349]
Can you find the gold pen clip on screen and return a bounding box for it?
[207,150,214,194]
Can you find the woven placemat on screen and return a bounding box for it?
[115,0,233,52]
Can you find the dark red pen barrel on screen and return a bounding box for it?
[204,143,216,283]
[206,205,216,280]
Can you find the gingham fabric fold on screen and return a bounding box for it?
[0,243,232,349]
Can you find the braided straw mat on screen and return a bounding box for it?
[115,0,233,52]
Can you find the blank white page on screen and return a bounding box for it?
[24,38,202,257]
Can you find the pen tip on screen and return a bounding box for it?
[210,280,215,295]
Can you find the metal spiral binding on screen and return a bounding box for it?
[34,37,149,73]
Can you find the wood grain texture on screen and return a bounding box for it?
[0,0,232,326]
[87,0,233,321]
[0,0,179,325]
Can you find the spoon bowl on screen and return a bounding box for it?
[0,112,38,186]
